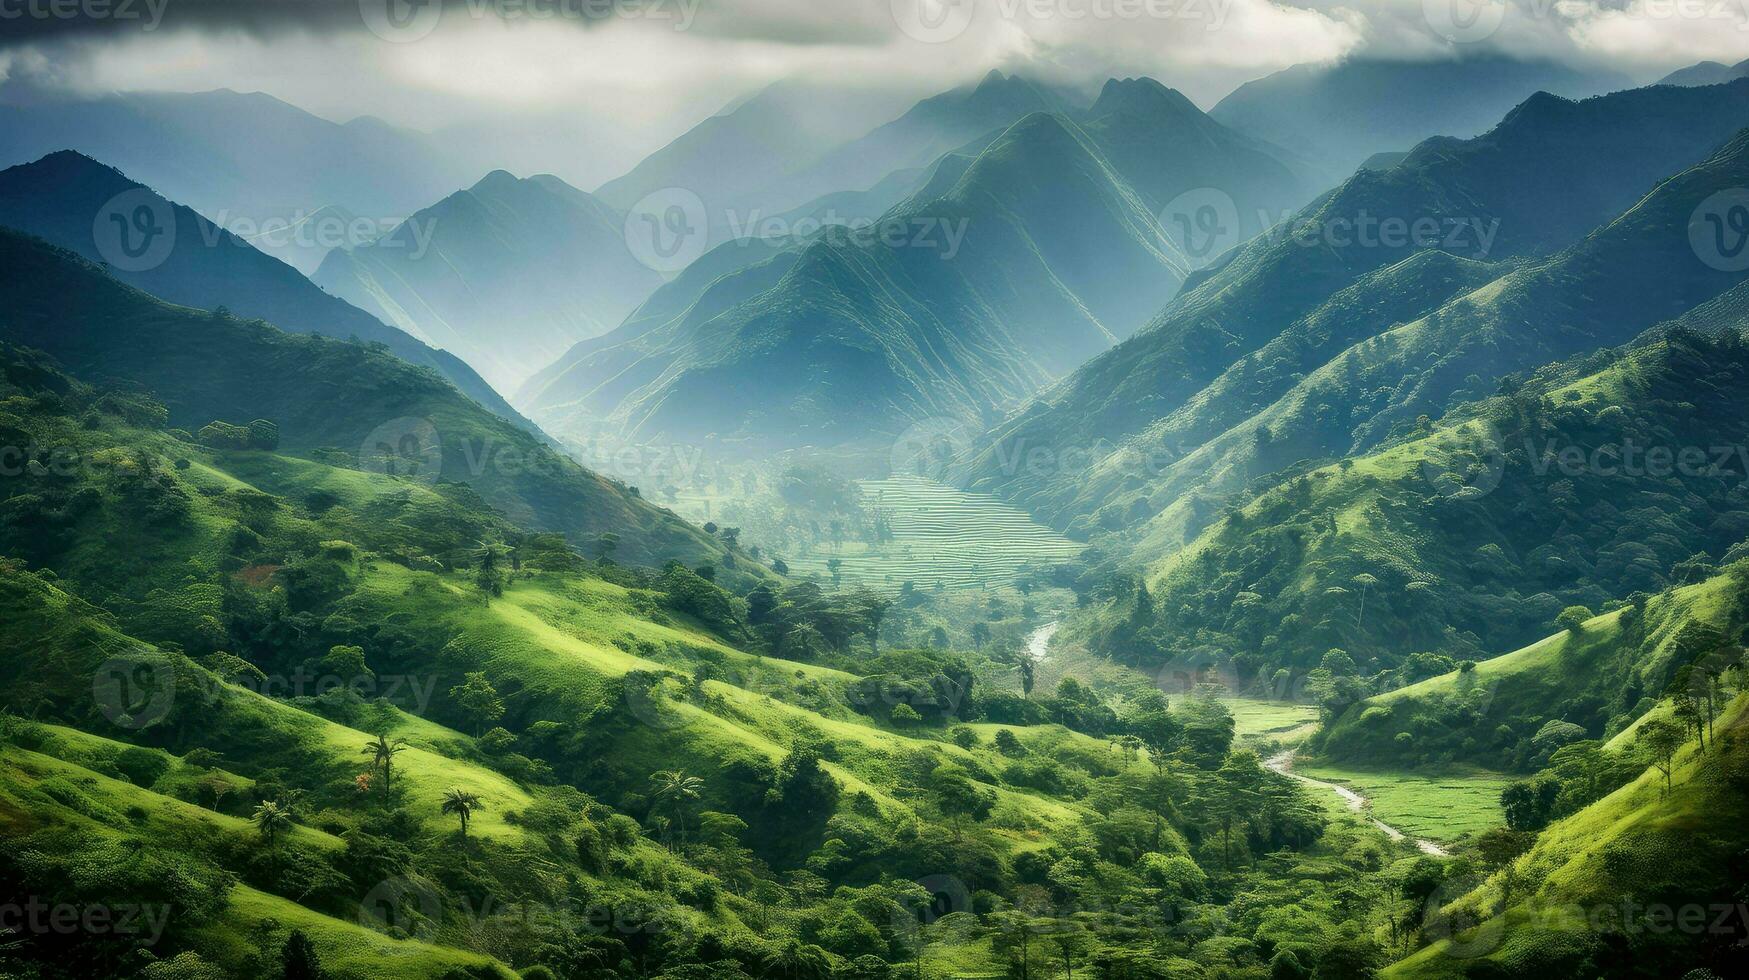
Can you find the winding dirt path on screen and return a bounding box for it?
[1265,750,1450,857]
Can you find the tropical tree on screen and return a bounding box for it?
[1637,719,1685,795]
[252,800,293,849]
[441,788,485,841]
[448,672,505,736]
[360,733,407,797]
[649,769,705,846]
[760,939,833,980]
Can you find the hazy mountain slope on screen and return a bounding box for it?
[1211,55,1630,181]
[1080,76,1318,249]
[0,151,524,425]
[525,81,1319,457]
[313,171,664,392]
[594,78,919,214]
[0,89,474,273]
[763,71,1078,219]
[1053,249,1501,538]
[0,229,726,568]
[960,81,1749,529]
[1118,129,1749,559]
[523,111,1193,456]
[1658,57,1749,87]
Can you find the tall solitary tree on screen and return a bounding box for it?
[441,788,485,841]
[361,733,407,796]
[1637,719,1684,795]
[649,769,704,846]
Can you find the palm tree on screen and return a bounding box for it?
[441,788,484,841]
[649,769,704,846]
[252,800,293,849]
[361,734,407,797]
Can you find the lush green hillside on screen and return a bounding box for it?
[1387,691,1749,979]
[0,151,521,423]
[1125,320,1749,676]
[1110,125,1749,563]
[0,341,1432,978]
[314,171,664,392]
[959,81,1749,534]
[0,229,728,570]
[1322,568,1746,771]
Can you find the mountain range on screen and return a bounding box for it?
[0,151,525,426]
[1210,56,1631,183]
[0,89,479,274]
[0,227,732,571]
[312,171,666,393]
[958,80,1749,540]
[518,76,1317,459]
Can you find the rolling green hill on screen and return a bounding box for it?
[0,339,1412,979]
[1125,313,1749,677]
[1387,690,1749,979]
[1322,568,1745,771]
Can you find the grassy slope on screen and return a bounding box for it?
[0,738,502,979]
[1388,694,1749,978]
[1322,573,1738,769]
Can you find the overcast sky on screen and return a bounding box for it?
[1,0,1741,182]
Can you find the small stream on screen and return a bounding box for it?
[1265,750,1450,857]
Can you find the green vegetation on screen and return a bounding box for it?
[786,476,1084,590]
[0,328,1418,978]
[1291,766,1511,845]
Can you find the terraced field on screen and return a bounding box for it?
[789,476,1084,589]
